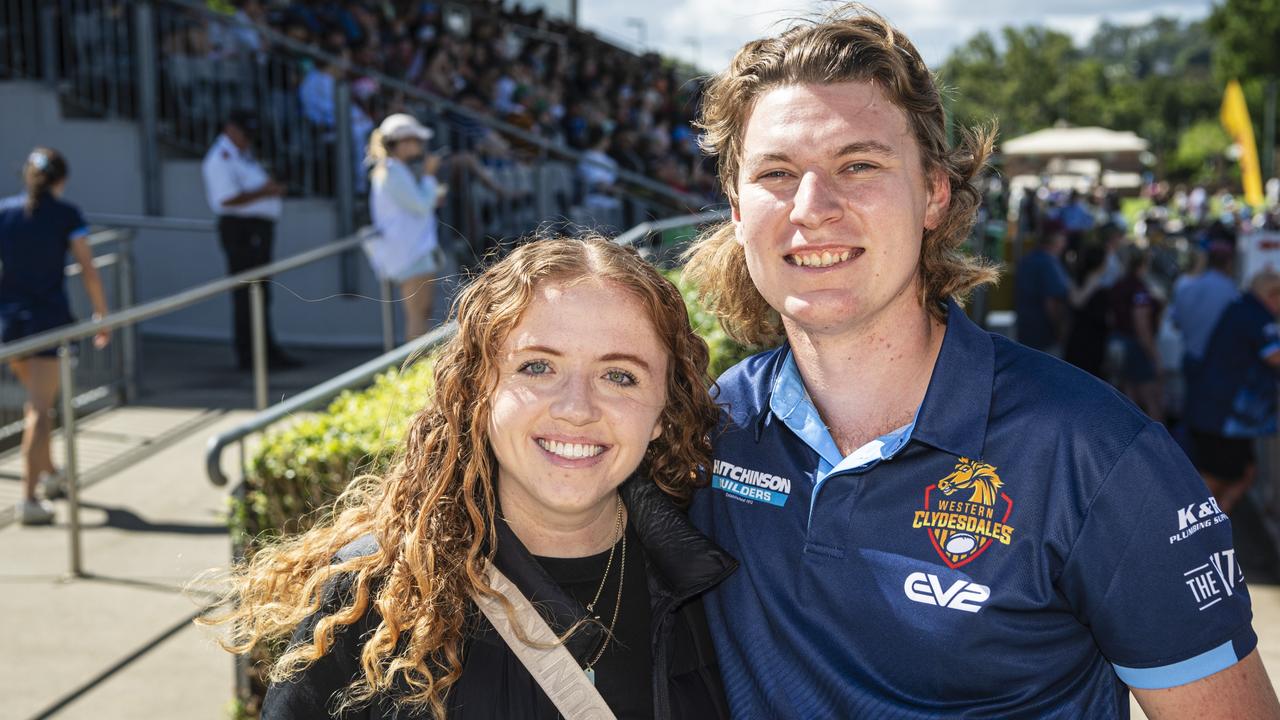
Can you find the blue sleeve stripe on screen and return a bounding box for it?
[1113,640,1239,689]
[1261,342,1280,359]
[69,225,90,240]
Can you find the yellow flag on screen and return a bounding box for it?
[1220,80,1264,208]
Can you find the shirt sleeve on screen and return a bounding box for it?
[1057,422,1256,689]
[66,204,89,241]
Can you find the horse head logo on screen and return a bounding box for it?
[936,457,1003,506]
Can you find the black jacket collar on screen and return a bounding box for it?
[486,477,737,663]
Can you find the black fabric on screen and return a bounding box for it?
[216,215,281,363]
[535,523,654,720]
[1189,428,1256,482]
[261,478,737,720]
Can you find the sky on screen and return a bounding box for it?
[578,0,1216,71]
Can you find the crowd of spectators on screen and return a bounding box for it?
[196,0,717,206]
[1010,177,1280,520]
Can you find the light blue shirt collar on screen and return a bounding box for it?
[769,350,916,481]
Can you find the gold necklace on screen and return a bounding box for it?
[584,495,626,686]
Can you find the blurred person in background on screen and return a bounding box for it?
[1109,247,1165,422]
[206,237,734,719]
[0,148,109,525]
[202,110,300,370]
[1014,230,1070,355]
[1184,269,1280,513]
[365,113,445,341]
[1063,243,1113,379]
[1172,240,1239,395]
[578,125,621,214]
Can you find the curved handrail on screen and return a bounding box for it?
[611,208,729,246]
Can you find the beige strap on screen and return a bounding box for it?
[474,562,618,720]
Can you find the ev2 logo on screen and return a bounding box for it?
[903,571,990,613]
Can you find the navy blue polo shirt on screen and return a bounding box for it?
[0,193,87,320]
[691,301,1256,719]
[1185,292,1280,438]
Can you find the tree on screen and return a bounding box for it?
[1207,0,1280,81]
[1208,0,1280,178]
[938,17,1221,168]
[1168,120,1233,183]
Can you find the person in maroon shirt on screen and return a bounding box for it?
[1109,247,1164,421]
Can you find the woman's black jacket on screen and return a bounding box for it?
[261,478,738,719]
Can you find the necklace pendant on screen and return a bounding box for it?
[585,667,596,686]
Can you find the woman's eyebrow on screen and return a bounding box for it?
[511,344,562,356]
[599,352,651,372]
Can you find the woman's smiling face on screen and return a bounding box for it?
[487,279,669,522]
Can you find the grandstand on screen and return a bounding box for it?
[0,0,716,347]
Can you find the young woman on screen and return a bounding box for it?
[208,237,735,719]
[366,113,446,340]
[0,148,110,525]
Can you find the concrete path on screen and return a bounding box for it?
[1,407,248,720]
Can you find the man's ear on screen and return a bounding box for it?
[732,202,744,245]
[924,168,951,231]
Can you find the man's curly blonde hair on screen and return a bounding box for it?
[684,3,999,347]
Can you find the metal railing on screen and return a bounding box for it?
[3,0,709,245]
[8,223,397,576]
[203,210,725,490]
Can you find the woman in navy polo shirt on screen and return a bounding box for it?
[0,148,109,525]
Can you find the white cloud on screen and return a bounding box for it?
[578,0,1214,70]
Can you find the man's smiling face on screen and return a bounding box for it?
[733,81,949,338]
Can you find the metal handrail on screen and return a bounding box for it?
[0,233,366,362]
[204,321,455,487]
[612,208,729,246]
[203,210,724,488]
[85,213,216,233]
[160,0,706,211]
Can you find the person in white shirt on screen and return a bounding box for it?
[366,113,446,340]
[201,110,300,369]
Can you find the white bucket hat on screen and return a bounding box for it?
[378,113,433,142]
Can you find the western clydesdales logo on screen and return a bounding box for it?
[912,458,1015,568]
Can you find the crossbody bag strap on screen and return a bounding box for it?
[474,562,618,720]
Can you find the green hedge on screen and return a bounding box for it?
[232,269,752,541]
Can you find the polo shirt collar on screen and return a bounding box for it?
[909,299,994,459]
[764,299,993,461]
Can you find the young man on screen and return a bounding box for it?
[684,6,1278,718]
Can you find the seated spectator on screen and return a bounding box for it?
[577,125,620,211]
